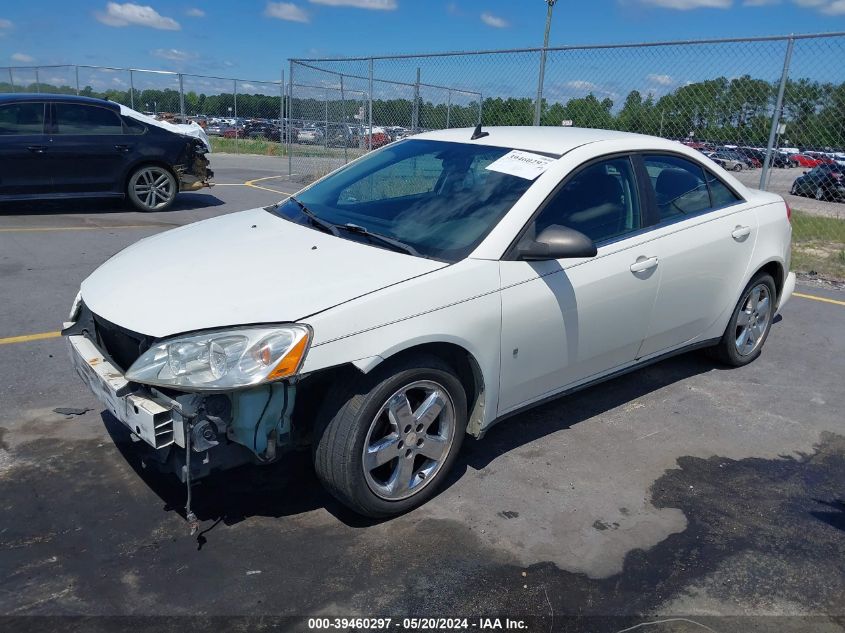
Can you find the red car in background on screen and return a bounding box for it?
[788,153,832,168]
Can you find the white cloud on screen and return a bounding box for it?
[743,0,779,5]
[0,18,12,29]
[822,0,845,12]
[265,2,310,22]
[640,0,731,8]
[647,73,673,85]
[309,0,397,8]
[565,80,598,90]
[793,0,825,5]
[151,48,199,62]
[95,2,181,29]
[185,7,205,17]
[480,11,508,27]
[11,52,34,63]
[790,0,845,13]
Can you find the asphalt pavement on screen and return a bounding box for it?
[0,155,843,632]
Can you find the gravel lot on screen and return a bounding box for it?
[1,154,843,631]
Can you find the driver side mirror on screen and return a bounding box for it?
[518,226,597,261]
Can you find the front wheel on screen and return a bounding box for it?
[127,165,177,212]
[732,163,743,171]
[815,186,827,201]
[708,273,776,367]
[313,354,468,518]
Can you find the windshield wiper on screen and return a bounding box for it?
[337,223,420,257]
[288,196,339,236]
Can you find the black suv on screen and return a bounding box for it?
[0,94,212,211]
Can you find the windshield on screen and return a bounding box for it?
[268,139,553,261]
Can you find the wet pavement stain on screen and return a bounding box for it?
[0,415,843,631]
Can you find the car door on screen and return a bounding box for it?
[497,155,661,415]
[46,101,133,194]
[635,153,758,358]
[0,101,51,195]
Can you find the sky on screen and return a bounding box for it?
[0,0,843,82]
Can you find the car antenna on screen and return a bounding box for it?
[471,123,489,140]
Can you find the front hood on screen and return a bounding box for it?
[81,208,447,338]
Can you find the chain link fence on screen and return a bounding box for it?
[0,64,287,159]
[1,34,844,279]
[291,32,845,279]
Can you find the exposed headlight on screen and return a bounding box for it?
[125,325,310,391]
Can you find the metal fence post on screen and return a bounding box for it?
[478,92,482,125]
[368,58,373,151]
[34,67,40,93]
[446,90,451,129]
[288,61,293,177]
[324,90,329,149]
[233,79,238,154]
[280,68,285,160]
[129,69,135,109]
[8,67,14,91]
[760,36,794,191]
[75,65,79,95]
[412,67,420,132]
[533,2,556,126]
[340,74,348,164]
[178,73,185,119]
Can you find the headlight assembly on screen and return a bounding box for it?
[125,325,310,391]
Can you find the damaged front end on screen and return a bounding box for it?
[63,301,306,531]
[175,137,214,192]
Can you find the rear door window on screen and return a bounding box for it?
[0,102,45,135]
[53,103,123,135]
[643,154,742,222]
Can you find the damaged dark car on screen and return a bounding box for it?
[0,94,213,212]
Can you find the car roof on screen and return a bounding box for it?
[412,125,682,155]
[0,93,120,111]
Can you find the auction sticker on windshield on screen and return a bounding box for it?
[485,149,556,180]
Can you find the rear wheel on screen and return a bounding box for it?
[708,273,776,367]
[127,165,177,212]
[313,354,467,517]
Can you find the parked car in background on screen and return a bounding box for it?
[788,153,825,168]
[65,126,794,518]
[0,94,212,212]
[298,126,324,144]
[790,164,845,201]
[708,151,745,171]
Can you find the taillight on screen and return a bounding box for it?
[785,201,792,223]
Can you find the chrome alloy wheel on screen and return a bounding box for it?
[734,283,772,357]
[129,166,175,211]
[362,380,456,501]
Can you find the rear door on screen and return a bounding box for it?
[46,102,133,194]
[0,101,50,195]
[635,153,758,358]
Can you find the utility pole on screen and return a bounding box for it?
[533,0,556,126]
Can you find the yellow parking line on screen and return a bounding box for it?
[794,292,845,307]
[0,331,62,345]
[244,175,290,195]
[0,225,165,233]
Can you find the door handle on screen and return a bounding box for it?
[731,225,751,240]
[26,145,47,154]
[630,256,659,273]
[114,144,130,153]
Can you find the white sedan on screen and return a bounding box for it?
[65,126,795,519]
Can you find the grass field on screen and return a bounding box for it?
[209,137,368,159]
[791,210,845,279]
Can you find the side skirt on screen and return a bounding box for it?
[478,337,721,439]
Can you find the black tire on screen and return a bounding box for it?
[815,186,827,201]
[732,163,743,172]
[313,353,468,518]
[708,272,777,367]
